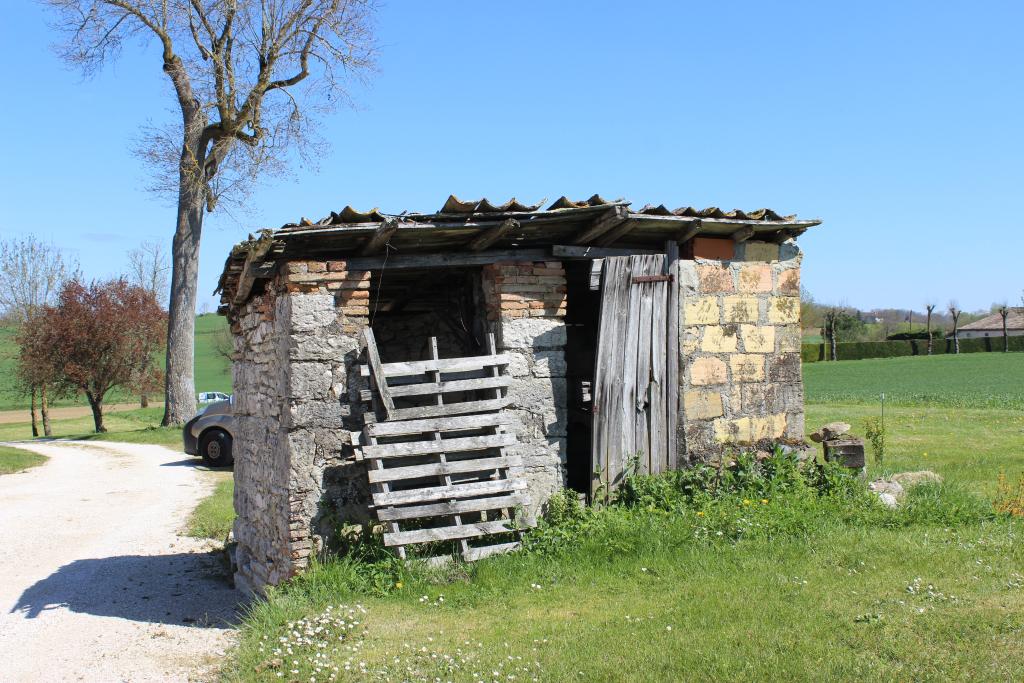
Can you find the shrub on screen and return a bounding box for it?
[801,343,824,363]
[863,416,886,464]
[994,472,1024,517]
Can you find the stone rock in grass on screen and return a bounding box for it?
[877,493,899,509]
[869,480,905,498]
[889,470,943,488]
[809,421,852,443]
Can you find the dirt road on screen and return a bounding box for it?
[0,440,240,682]
[0,403,165,425]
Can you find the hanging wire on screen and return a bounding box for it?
[369,242,397,325]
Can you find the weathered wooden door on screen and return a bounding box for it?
[591,252,679,497]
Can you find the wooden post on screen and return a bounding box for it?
[665,241,680,470]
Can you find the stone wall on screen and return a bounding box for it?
[677,240,804,460]
[231,261,374,595]
[481,261,568,515]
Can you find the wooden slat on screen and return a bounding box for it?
[634,266,654,472]
[619,257,643,477]
[362,328,395,420]
[649,272,668,473]
[373,478,527,507]
[595,218,639,247]
[467,218,519,251]
[552,244,660,259]
[359,354,512,378]
[462,541,523,561]
[358,375,511,401]
[383,520,516,547]
[384,397,512,421]
[665,240,680,470]
[374,493,527,521]
[676,220,702,245]
[731,225,756,243]
[364,412,513,437]
[591,256,628,501]
[362,433,515,459]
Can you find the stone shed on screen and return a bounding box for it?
[216,194,821,594]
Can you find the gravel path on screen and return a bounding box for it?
[0,440,241,682]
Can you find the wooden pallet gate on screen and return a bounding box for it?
[354,329,533,562]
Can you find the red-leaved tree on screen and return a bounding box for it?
[36,279,166,432]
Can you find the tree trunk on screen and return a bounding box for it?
[141,393,149,408]
[829,318,838,361]
[953,318,960,354]
[30,386,38,438]
[926,312,933,355]
[87,393,106,433]
[162,139,206,426]
[41,383,52,438]
[1003,315,1009,352]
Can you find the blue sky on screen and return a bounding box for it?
[1,1,1022,313]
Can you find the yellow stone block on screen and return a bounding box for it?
[737,263,772,293]
[682,326,701,354]
[777,325,801,352]
[683,296,720,325]
[684,390,724,420]
[776,267,800,295]
[751,414,787,441]
[740,324,775,353]
[729,354,765,382]
[689,356,727,386]
[767,296,800,324]
[715,417,753,443]
[700,325,738,353]
[722,295,759,323]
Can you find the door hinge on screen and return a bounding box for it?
[631,274,674,284]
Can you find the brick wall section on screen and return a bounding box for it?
[678,241,804,460]
[231,260,373,595]
[482,261,568,515]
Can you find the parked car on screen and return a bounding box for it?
[198,391,231,404]
[183,399,235,467]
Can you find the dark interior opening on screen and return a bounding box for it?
[564,260,602,495]
[366,266,486,362]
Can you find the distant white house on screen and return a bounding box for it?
[952,307,1024,339]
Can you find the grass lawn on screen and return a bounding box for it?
[0,407,182,445]
[0,444,47,474]
[221,353,1024,682]
[187,476,235,540]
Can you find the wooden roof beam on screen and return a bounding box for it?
[572,206,629,245]
[466,218,519,252]
[731,225,756,243]
[360,217,400,255]
[675,219,702,245]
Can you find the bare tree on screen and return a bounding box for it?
[45,0,377,424]
[925,303,936,355]
[999,305,1009,352]
[823,309,839,361]
[0,236,78,431]
[948,302,961,354]
[127,240,170,304]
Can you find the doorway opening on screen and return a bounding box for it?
[563,260,602,495]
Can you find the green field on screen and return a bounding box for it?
[804,352,1024,409]
[0,313,232,412]
[219,353,1024,683]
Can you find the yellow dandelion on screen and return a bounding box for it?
[696,511,705,517]
[760,499,769,504]
[395,581,404,590]
[742,499,751,506]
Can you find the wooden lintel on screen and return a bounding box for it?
[676,219,702,245]
[552,244,660,259]
[339,248,550,271]
[572,206,629,245]
[731,225,756,243]
[466,218,519,252]
[233,250,275,305]
[360,217,400,256]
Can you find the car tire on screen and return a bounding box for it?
[199,429,234,468]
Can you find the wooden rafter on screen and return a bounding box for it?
[360,217,400,255]
[466,218,519,252]
[731,225,756,243]
[675,219,702,246]
[572,205,630,245]
[595,218,638,247]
